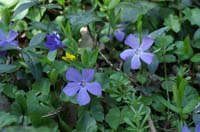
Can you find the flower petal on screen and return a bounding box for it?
[124,34,139,49]
[120,49,134,60]
[140,52,154,64]
[10,40,19,46]
[195,123,200,132]
[131,55,141,70]
[182,125,191,132]
[66,68,82,82]
[114,31,125,42]
[0,29,5,40]
[7,31,18,42]
[0,41,8,46]
[82,69,94,82]
[85,82,102,96]
[63,82,80,96]
[140,36,154,51]
[77,87,90,106]
[45,34,63,51]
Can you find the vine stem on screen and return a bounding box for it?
[163,46,170,121]
[99,50,120,71]
[148,116,157,132]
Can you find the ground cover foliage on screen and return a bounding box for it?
[0,0,200,132]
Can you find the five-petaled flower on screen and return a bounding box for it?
[63,67,102,106]
[0,29,19,47]
[120,34,154,70]
[0,29,19,56]
[45,34,63,51]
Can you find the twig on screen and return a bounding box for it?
[148,116,157,132]
[42,107,62,118]
[99,50,120,71]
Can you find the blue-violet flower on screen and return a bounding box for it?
[45,34,63,51]
[0,29,19,56]
[114,24,125,42]
[120,34,154,70]
[0,29,19,47]
[63,67,102,106]
[182,123,200,132]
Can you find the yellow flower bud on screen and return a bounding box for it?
[62,52,76,61]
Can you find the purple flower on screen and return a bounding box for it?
[120,34,154,70]
[0,29,19,47]
[114,24,125,42]
[195,124,200,132]
[45,34,63,51]
[182,123,200,132]
[182,125,191,132]
[63,68,102,106]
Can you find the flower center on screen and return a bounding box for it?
[134,49,142,55]
[80,80,87,87]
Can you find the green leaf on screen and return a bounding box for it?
[0,0,18,8]
[105,107,121,130]
[76,112,97,132]
[10,20,28,32]
[30,22,48,31]
[2,84,17,98]
[173,85,181,108]
[13,1,37,17]
[183,36,193,57]
[57,0,65,6]
[183,99,199,114]
[26,7,46,21]
[81,49,89,67]
[0,111,17,129]
[121,106,133,123]
[163,54,176,63]
[147,56,159,74]
[26,91,56,127]
[178,78,187,108]
[32,78,51,96]
[11,91,27,115]
[175,36,193,60]
[156,96,179,113]
[48,68,58,84]
[90,104,104,122]
[108,0,120,10]
[47,50,57,62]
[39,3,62,9]
[0,8,11,26]
[191,53,200,63]
[148,27,169,39]
[136,73,147,85]
[22,50,42,80]
[0,44,21,51]
[0,64,18,73]
[164,14,181,33]
[184,8,200,26]
[67,10,100,33]
[81,49,98,68]
[116,1,156,22]
[161,80,175,91]
[29,32,46,46]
